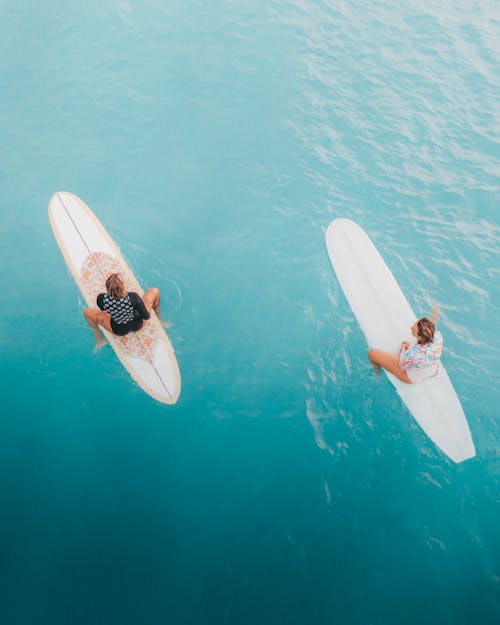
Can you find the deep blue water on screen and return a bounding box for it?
[0,1,499,624]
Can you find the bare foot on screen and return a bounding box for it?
[152,307,172,328]
[92,329,108,352]
[372,363,382,377]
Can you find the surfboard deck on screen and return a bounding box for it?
[49,191,181,404]
[325,218,475,463]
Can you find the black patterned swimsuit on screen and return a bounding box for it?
[97,292,150,336]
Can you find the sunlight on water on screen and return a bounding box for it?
[0,1,498,624]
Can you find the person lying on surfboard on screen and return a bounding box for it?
[84,272,167,351]
[368,306,442,384]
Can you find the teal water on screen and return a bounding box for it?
[0,1,499,623]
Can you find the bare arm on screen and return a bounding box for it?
[431,305,440,325]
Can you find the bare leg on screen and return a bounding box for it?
[142,288,170,327]
[368,349,412,384]
[84,308,112,352]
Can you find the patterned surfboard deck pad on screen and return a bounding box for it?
[81,252,160,360]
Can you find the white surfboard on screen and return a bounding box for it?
[49,191,181,404]
[325,218,475,463]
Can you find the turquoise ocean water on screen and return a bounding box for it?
[0,1,499,623]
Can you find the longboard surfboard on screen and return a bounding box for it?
[49,191,181,404]
[325,218,475,463]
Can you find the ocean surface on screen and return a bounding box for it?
[0,1,499,624]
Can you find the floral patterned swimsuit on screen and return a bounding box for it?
[399,330,443,383]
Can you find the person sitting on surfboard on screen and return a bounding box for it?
[84,273,164,350]
[368,306,442,384]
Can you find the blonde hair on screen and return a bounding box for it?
[105,273,127,298]
[416,317,435,345]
